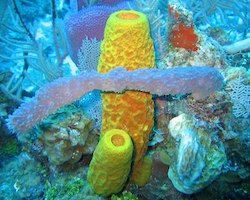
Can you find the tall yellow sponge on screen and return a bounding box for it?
[98,10,155,72]
[98,10,155,186]
[87,129,133,197]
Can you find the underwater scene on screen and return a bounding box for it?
[0,0,250,199]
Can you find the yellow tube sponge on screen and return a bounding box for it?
[87,129,133,197]
[98,10,155,72]
[98,10,155,186]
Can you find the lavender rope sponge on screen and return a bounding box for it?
[7,66,223,133]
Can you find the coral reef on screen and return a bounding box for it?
[168,114,227,194]
[87,129,133,197]
[170,22,198,51]
[127,152,188,200]
[0,153,46,199]
[160,0,226,70]
[226,76,250,118]
[43,162,101,200]
[224,67,250,118]
[1,0,249,199]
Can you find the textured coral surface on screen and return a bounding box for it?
[97,10,155,185]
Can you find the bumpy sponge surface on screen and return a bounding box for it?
[98,10,155,72]
[97,10,155,185]
[87,129,133,197]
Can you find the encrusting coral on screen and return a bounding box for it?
[97,10,155,186]
[87,129,133,197]
[168,4,199,51]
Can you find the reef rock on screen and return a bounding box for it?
[38,105,98,166]
[168,114,227,194]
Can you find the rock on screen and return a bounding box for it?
[168,114,227,194]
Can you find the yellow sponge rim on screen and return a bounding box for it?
[102,129,133,154]
[106,10,148,28]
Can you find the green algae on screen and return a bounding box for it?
[0,137,19,157]
[111,191,139,200]
[45,177,85,200]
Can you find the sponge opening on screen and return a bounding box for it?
[116,11,139,20]
[111,134,125,146]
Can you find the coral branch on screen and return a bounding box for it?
[7,66,223,134]
[223,38,250,54]
[12,0,36,43]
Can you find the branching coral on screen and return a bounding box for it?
[0,0,68,103]
[185,0,250,34]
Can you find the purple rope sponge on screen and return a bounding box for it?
[7,66,223,134]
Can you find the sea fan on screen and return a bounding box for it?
[227,76,250,118]
[77,37,101,71]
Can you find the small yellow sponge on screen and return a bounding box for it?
[131,156,153,186]
[87,129,133,197]
[98,10,155,186]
